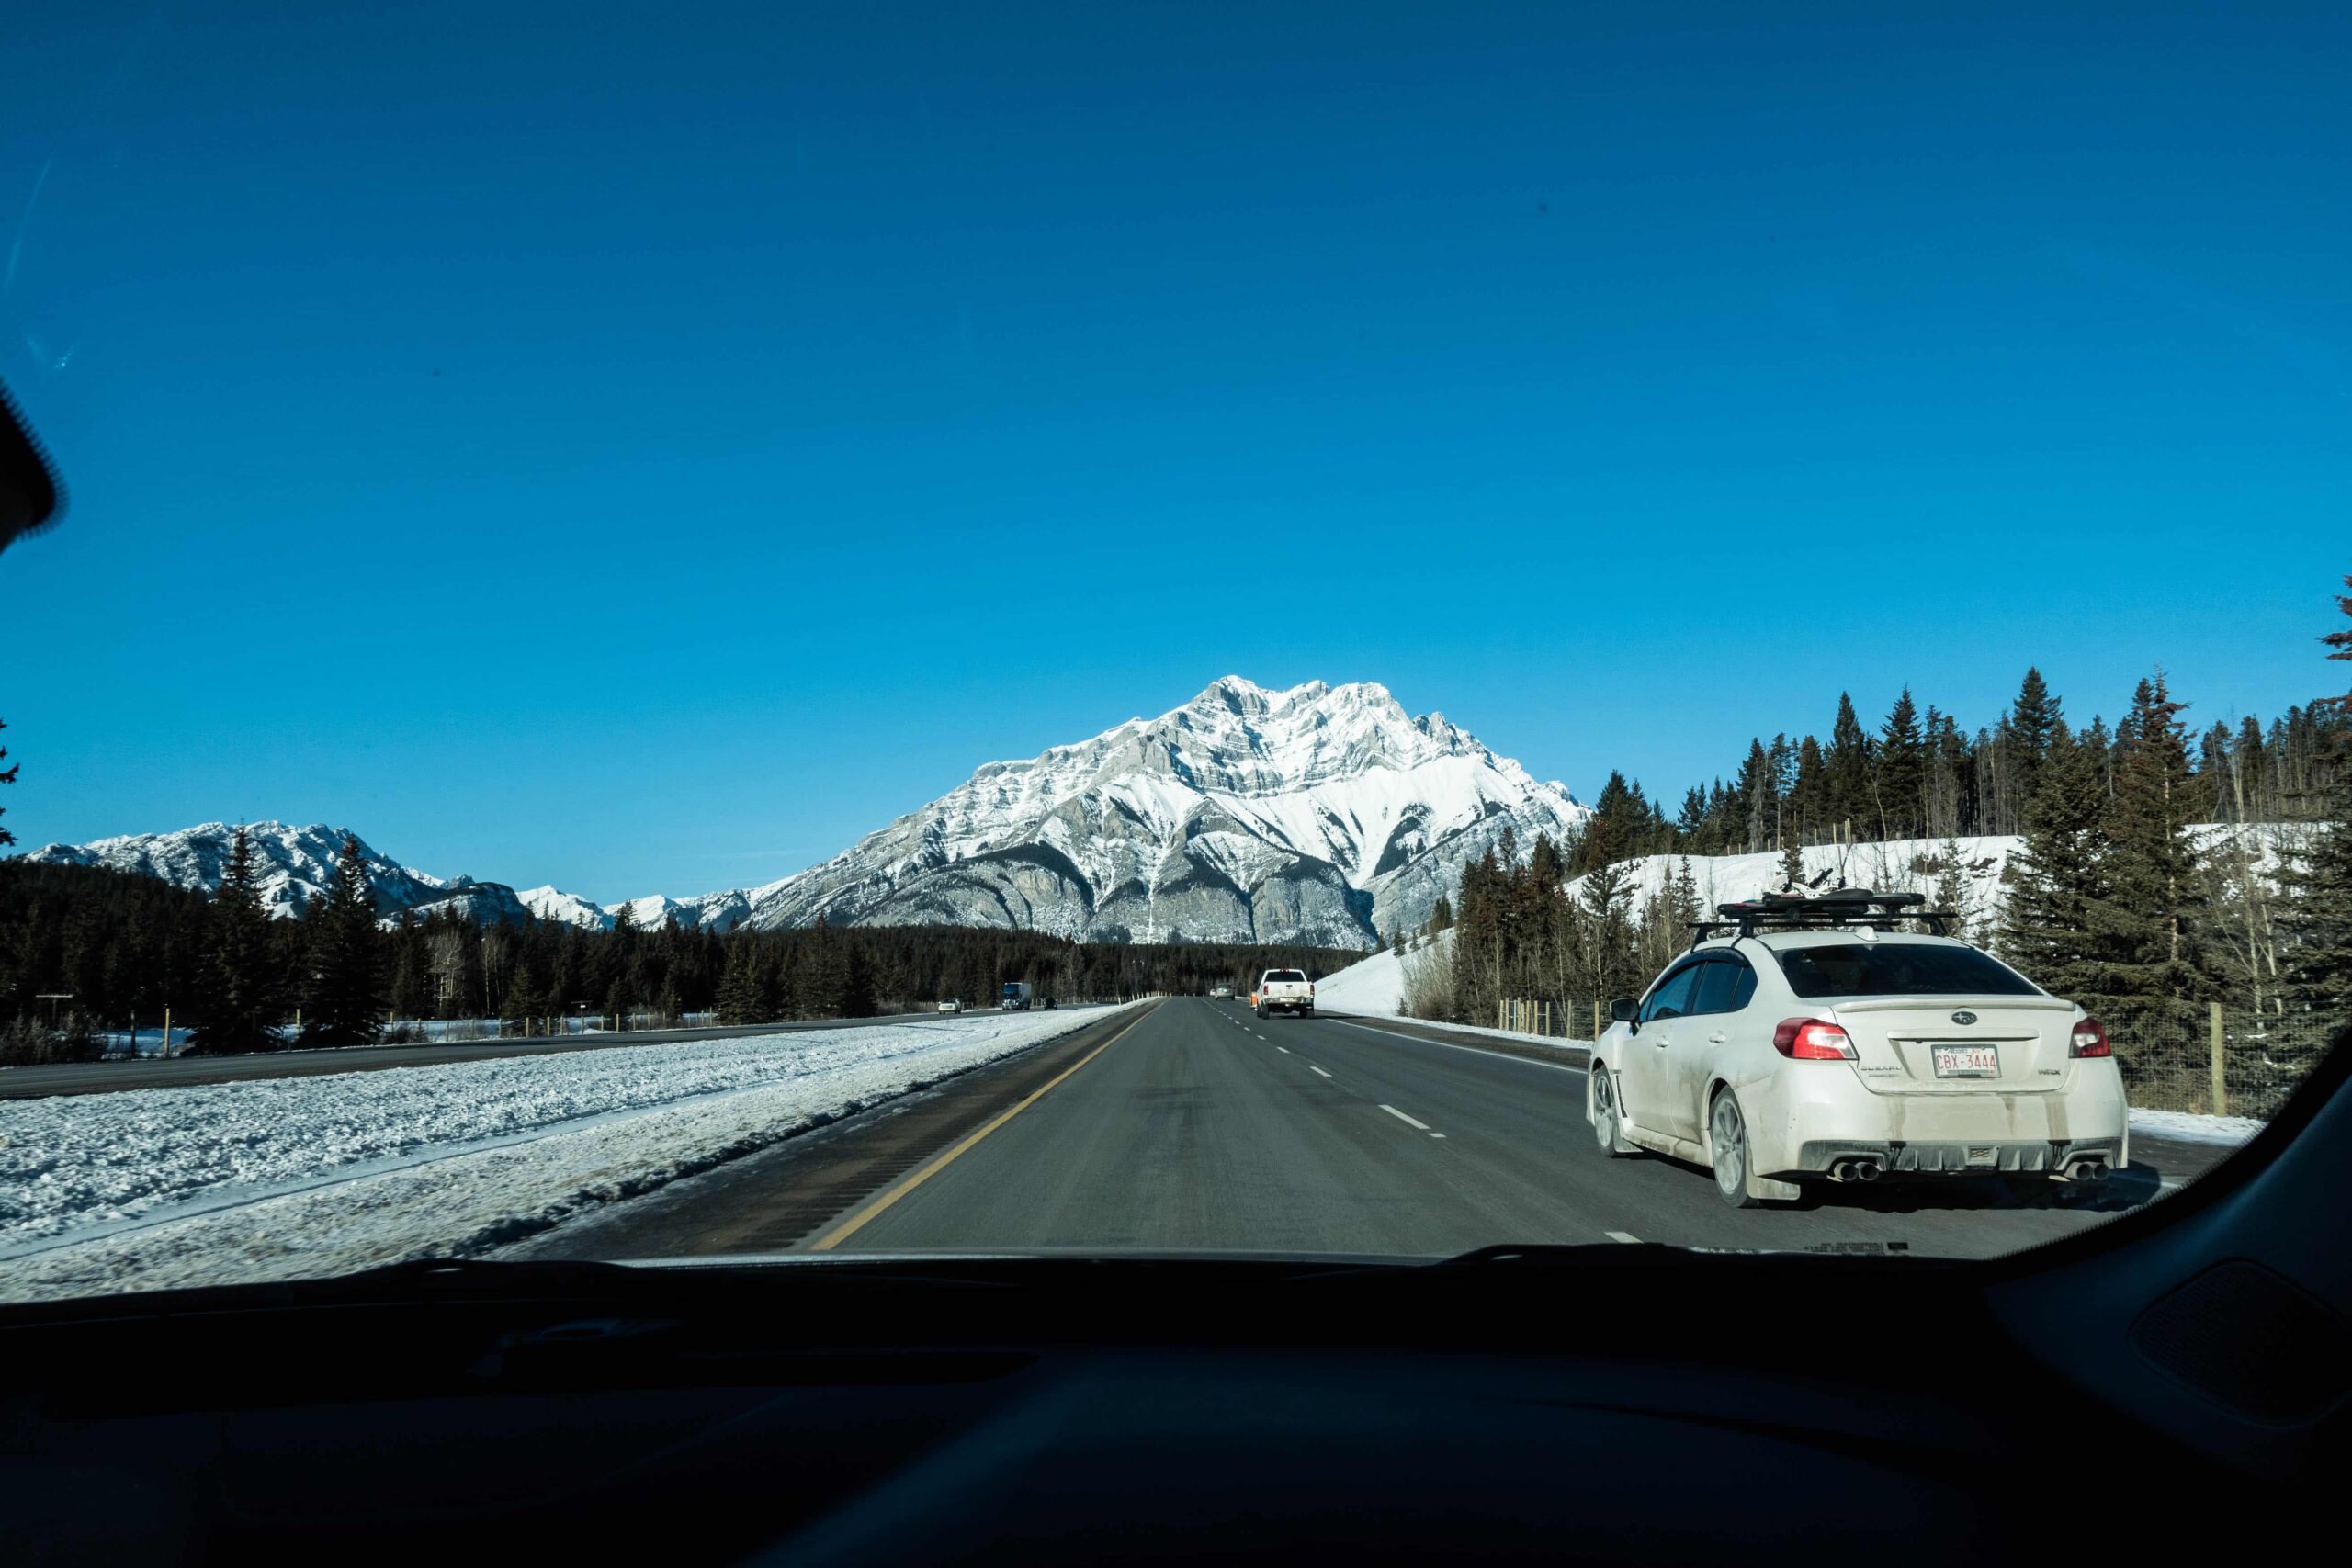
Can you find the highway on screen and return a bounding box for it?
[0,1009,982,1100]
[515,997,2235,1264]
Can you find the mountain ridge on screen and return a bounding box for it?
[22,678,1588,945]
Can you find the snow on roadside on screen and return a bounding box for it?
[0,1005,1130,1303]
[1310,943,1408,1016]
[2129,1107,2264,1146]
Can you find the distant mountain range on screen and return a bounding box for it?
[23,677,1589,946]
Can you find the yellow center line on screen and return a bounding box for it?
[805,1002,1159,1252]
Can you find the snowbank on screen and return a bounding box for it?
[2128,1107,2264,1146]
[0,1005,1128,1303]
[1313,945,1409,1016]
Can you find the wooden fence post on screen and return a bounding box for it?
[2209,1001,2227,1118]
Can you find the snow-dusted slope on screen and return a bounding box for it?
[25,822,536,926]
[734,677,1588,945]
[1566,824,2278,949]
[1574,838,2022,941]
[518,886,612,930]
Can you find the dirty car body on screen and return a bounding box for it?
[1587,927,2129,1206]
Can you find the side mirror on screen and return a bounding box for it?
[1610,998,1641,1026]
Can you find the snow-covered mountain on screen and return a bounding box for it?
[727,676,1587,945]
[25,821,537,927]
[20,678,1590,947]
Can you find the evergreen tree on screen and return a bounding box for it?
[1734,739,1776,853]
[1930,837,1973,945]
[841,942,878,1017]
[2281,575,2352,1021]
[1578,771,1650,873]
[2086,673,2206,1014]
[0,716,16,849]
[1425,894,1453,935]
[500,960,541,1030]
[189,826,283,1053]
[386,911,430,1021]
[1999,724,2110,997]
[1874,687,1925,840]
[299,832,382,1044]
[1789,737,1826,844]
[715,941,765,1024]
[2007,667,2061,807]
[1825,693,1872,836]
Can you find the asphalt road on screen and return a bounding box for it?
[516,997,2238,1264]
[0,1009,987,1099]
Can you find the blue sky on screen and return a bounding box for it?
[4,2,2346,898]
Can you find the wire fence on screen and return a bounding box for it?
[2103,1004,2335,1122]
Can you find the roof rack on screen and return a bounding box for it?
[1687,889,1955,947]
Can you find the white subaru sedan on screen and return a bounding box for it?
[1587,928,2128,1207]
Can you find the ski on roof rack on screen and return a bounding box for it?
[1687,888,1954,946]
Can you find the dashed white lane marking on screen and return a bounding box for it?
[1379,1104,1431,1131]
[1605,1231,1641,1244]
[1275,1046,1291,1054]
[1308,1065,1332,1078]
[1430,1133,1447,1140]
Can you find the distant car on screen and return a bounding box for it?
[1043,996,1057,1010]
[1210,985,1233,999]
[1256,969,1314,1019]
[937,998,962,1013]
[1587,904,2128,1208]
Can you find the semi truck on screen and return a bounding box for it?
[1001,981,1034,1010]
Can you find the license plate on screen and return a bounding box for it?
[1932,1044,1999,1078]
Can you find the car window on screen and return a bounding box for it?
[1689,959,1740,1016]
[1773,943,2043,999]
[1265,970,1306,984]
[1726,959,1758,1011]
[1640,964,1703,1022]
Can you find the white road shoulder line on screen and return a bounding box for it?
[1379,1104,1431,1131]
[1327,1016,1588,1075]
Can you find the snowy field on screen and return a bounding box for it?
[1316,938,2259,1147]
[0,1004,1130,1303]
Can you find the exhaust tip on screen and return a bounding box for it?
[1852,1159,1882,1182]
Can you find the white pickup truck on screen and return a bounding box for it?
[1256,968,1314,1019]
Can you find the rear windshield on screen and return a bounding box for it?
[1265,970,1306,983]
[1772,942,2041,999]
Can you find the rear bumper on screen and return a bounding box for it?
[1751,1062,2130,1178]
[1261,999,1312,1013]
[1792,1136,2123,1176]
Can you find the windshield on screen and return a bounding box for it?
[1774,943,2042,1000]
[1,5,2346,1303]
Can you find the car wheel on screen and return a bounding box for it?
[1589,1066,1632,1158]
[1710,1090,1764,1209]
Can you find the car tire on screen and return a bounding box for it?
[1589,1066,1633,1158]
[1710,1089,1766,1209]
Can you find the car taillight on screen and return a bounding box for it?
[2071,1018,2110,1058]
[1772,1018,1857,1060]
